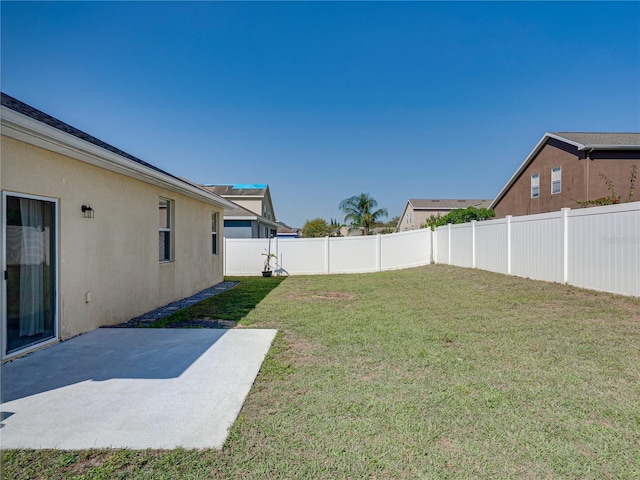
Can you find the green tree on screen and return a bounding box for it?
[423,206,495,230]
[339,193,388,235]
[302,218,333,238]
[330,218,344,237]
[387,216,401,228]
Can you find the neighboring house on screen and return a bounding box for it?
[276,222,301,238]
[397,199,492,231]
[338,226,390,237]
[201,184,279,238]
[1,92,235,360]
[491,132,640,218]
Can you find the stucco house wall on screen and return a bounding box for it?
[492,133,640,218]
[399,207,456,231]
[1,93,231,358]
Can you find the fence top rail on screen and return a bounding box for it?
[384,228,430,237]
[449,222,473,230]
[511,210,563,223]
[568,201,640,218]
[475,217,508,227]
[330,235,378,242]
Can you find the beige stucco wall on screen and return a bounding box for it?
[2,135,224,340]
[398,206,457,231]
[229,191,276,221]
[231,198,269,218]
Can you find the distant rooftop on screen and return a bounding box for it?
[551,132,640,148]
[202,184,268,196]
[203,183,267,189]
[409,199,492,209]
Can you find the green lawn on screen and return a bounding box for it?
[4,265,640,479]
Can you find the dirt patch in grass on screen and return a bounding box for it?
[58,451,113,477]
[286,291,354,301]
[286,332,321,366]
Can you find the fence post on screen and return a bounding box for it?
[448,223,452,265]
[376,234,382,271]
[506,215,512,275]
[562,208,570,284]
[223,237,227,276]
[325,236,330,274]
[429,229,434,264]
[471,220,476,268]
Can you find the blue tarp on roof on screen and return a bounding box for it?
[232,184,267,189]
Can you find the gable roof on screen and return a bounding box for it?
[224,202,260,217]
[490,132,640,209]
[1,92,235,209]
[223,201,279,228]
[550,132,640,149]
[409,199,492,210]
[2,92,171,178]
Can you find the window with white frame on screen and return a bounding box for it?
[531,173,540,198]
[159,198,172,262]
[211,211,219,255]
[551,167,562,194]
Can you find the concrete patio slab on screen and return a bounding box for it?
[0,328,277,449]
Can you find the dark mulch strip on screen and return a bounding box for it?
[102,281,239,328]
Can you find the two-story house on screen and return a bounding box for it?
[201,184,279,238]
[491,132,640,217]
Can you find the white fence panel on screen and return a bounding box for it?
[510,211,564,283]
[381,229,431,270]
[277,238,327,275]
[567,203,640,296]
[449,223,474,268]
[224,238,270,276]
[225,230,432,276]
[329,236,378,274]
[475,218,508,274]
[435,225,449,265]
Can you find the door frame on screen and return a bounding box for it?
[1,190,60,360]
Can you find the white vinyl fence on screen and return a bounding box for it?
[433,202,640,297]
[224,202,639,297]
[224,229,432,276]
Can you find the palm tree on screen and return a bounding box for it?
[339,193,388,235]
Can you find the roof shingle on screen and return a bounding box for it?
[552,132,640,148]
[1,92,180,179]
[409,199,492,209]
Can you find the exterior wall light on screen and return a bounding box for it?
[81,205,94,218]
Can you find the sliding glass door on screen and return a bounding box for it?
[3,193,57,357]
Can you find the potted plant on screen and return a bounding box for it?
[261,235,277,277]
[261,251,277,277]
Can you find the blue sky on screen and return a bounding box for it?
[2,1,639,227]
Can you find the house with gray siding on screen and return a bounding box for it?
[201,184,279,238]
